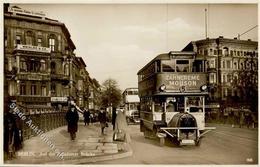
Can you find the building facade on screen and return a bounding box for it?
[182,36,258,112]
[4,5,98,140]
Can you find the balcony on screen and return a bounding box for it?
[17,73,50,81]
[17,95,51,103]
[14,44,51,53]
[51,73,70,81]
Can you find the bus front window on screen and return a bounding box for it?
[186,96,203,113]
[162,60,175,72]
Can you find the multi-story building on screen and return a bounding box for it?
[182,36,258,112]
[75,57,90,109]
[4,5,97,140]
[88,77,101,111]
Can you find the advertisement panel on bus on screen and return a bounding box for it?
[156,73,207,93]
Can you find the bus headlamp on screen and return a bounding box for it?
[200,85,208,91]
[159,84,166,92]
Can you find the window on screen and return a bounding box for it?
[230,50,233,56]
[51,62,56,74]
[51,83,56,93]
[210,49,213,55]
[41,85,47,96]
[193,60,204,72]
[222,74,226,83]
[237,51,240,56]
[209,59,215,68]
[214,50,217,55]
[227,74,232,83]
[162,60,175,72]
[204,49,208,55]
[15,35,21,46]
[176,60,189,72]
[227,88,232,97]
[226,60,231,69]
[31,84,37,95]
[209,73,216,84]
[78,80,83,90]
[234,62,238,70]
[20,83,26,95]
[20,58,27,72]
[40,60,46,72]
[28,59,40,72]
[4,35,7,47]
[223,47,229,56]
[37,38,42,46]
[222,61,225,68]
[25,31,33,45]
[223,88,228,98]
[64,64,69,75]
[240,62,244,70]
[156,61,161,72]
[219,49,222,55]
[49,35,56,51]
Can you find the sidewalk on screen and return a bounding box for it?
[5,122,133,164]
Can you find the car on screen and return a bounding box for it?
[127,110,140,124]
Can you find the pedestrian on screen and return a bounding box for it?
[245,112,252,129]
[112,107,117,130]
[239,110,244,128]
[4,104,16,159]
[98,108,107,135]
[83,109,90,126]
[113,110,131,142]
[65,105,79,140]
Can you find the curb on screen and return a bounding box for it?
[48,143,133,164]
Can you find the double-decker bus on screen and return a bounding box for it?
[122,88,140,124]
[137,51,215,146]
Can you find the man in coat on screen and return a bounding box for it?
[98,108,107,135]
[112,107,117,130]
[66,105,79,140]
[83,109,90,126]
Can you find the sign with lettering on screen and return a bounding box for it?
[157,73,207,92]
[51,97,68,102]
[8,6,46,18]
[16,44,51,53]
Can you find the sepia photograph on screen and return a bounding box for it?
[2,1,258,165]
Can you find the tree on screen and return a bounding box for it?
[100,78,122,108]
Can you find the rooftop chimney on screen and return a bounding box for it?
[234,37,237,40]
[219,36,224,39]
[248,39,251,41]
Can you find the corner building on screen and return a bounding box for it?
[4,5,79,140]
[182,36,258,112]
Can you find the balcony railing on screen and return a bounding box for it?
[51,74,70,81]
[15,44,51,53]
[17,73,50,81]
[17,95,51,103]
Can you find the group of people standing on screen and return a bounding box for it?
[65,104,127,141]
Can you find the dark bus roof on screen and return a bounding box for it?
[137,51,196,75]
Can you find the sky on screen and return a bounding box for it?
[14,3,258,91]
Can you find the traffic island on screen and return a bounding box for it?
[5,123,133,164]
